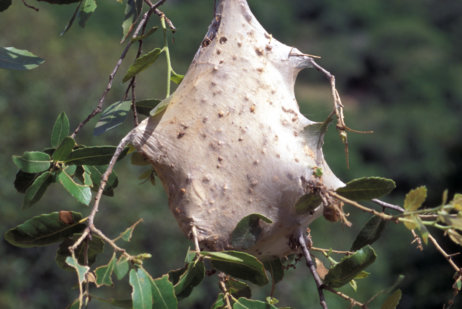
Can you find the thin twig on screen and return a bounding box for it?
[330,192,395,221]
[71,42,132,137]
[411,230,423,251]
[311,247,354,256]
[291,55,373,168]
[372,198,405,213]
[218,274,232,309]
[88,132,135,226]
[145,0,176,31]
[90,225,127,254]
[69,227,91,253]
[298,232,328,309]
[71,4,161,137]
[428,234,461,274]
[324,286,365,308]
[191,225,201,253]
[22,0,39,11]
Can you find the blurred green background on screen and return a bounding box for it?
[1,0,461,308]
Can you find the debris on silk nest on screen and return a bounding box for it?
[130,0,345,259]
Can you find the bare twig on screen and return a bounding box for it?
[411,230,423,251]
[372,198,405,213]
[330,192,395,221]
[428,234,461,274]
[71,42,131,137]
[89,225,127,254]
[69,227,91,253]
[298,232,328,309]
[324,286,365,308]
[145,0,176,31]
[71,3,163,137]
[218,274,232,309]
[191,225,201,253]
[22,0,39,11]
[309,58,372,168]
[88,132,135,226]
[311,247,354,256]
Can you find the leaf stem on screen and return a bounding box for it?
[161,16,173,98]
[311,247,354,256]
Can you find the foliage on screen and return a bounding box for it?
[1,1,461,309]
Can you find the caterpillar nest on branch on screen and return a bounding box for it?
[130,0,344,258]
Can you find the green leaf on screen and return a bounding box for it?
[66,298,80,309]
[380,289,402,309]
[0,0,12,12]
[60,3,80,35]
[129,268,153,309]
[57,170,92,205]
[336,177,396,201]
[56,234,104,270]
[451,193,462,211]
[231,214,272,249]
[121,0,143,42]
[263,257,284,285]
[118,219,143,242]
[135,99,161,116]
[12,151,51,173]
[211,293,226,309]
[448,229,462,246]
[123,48,163,82]
[170,70,184,84]
[114,255,130,280]
[14,170,39,193]
[85,165,119,196]
[78,0,97,27]
[226,278,251,298]
[82,165,93,186]
[150,96,172,117]
[149,274,178,309]
[351,216,387,251]
[51,112,70,148]
[202,251,269,286]
[404,186,427,211]
[4,211,86,247]
[23,171,53,208]
[94,100,131,136]
[171,259,205,299]
[233,297,278,309]
[66,255,89,284]
[415,217,429,244]
[95,253,117,287]
[324,245,377,288]
[65,146,127,165]
[0,47,44,70]
[294,192,322,215]
[52,137,75,161]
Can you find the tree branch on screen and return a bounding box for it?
[298,232,328,309]
[71,2,166,137]
[428,233,461,274]
[330,191,395,221]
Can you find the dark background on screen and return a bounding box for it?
[1,0,461,308]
